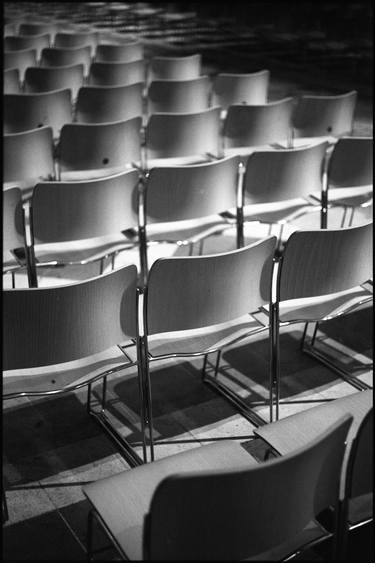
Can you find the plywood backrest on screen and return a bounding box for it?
[347,408,373,498]
[3,187,25,254]
[149,54,201,81]
[87,60,146,86]
[19,22,58,38]
[212,70,270,109]
[292,91,357,138]
[4,89,73,138]
[58,117,142,172]
[3,68,21,94]
[75,83,143,123]
[40,46,92,74]
[3,264,138,370]
[328,136,373,189]
[95,41,144,63]
[31,169,139,243]
[146,237,276,334]
[146,415,352,560]
[24,64,85,99]
[224,97,294,148]
[243,142,327,204]
[147,76,211,114]
[4,48,37,81]
[4,33,50,58]
[53,31,98,53]
[145,155,240,223]
[279,222,373,301]
[146,106,221,159]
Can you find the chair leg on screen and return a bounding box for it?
[347,207,356,227]
[2,483,9,523]
[340,206,348,228]
[201,354,208,381]
[270,301,280,422]
[87,509,95,561]
[11,271,15,289]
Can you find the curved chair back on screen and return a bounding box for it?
[149,54,201,81]
[95,41,143,63]
[18,22,58,40]
[243,142,328,204]
[328,137,373,189]
[147,76,211,114]
[40,46,92,75]
[278,222,373,301]
[57,118,142,176]
[53,31,98,54]
[146,415,352,560]
[24,64,85,99]
[4,33,50,59]
[75,83,143,123]
[3,187,25,265]
[212,70,270,109]
[292,91,357,138]
[3,68,21,94]
[145,107,221,160]
[223,97,294,148]
[146,237,276,334]
[145,156,241,223]
[3,265,138,370]
[31,170,139,244]
[346,408,373,499]
[4,48,37,81]
[4,89,73,139]
[3,126,55,189]
[87,59,146,86]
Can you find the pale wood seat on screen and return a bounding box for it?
[147,76,211,115]
[53,30,99,55]
[87,60,146,87]
[24,63,85,100]
[83,416,352,560]
[75,83,143,123]
[211,70,270,119]
[40,45,92,76]
[148,53,201,82]
[18,21,59,41]
[94,40,144,63]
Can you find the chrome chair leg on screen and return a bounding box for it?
[340,206,348,228]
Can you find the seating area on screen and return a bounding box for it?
[3,1,373,561]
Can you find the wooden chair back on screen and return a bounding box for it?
[147,76,211,114]
[328,136,373,189]
[4,48,37,81]
[53,31,98,54]
[75,83,143,123]
[87,60,146,86]
[346,408,373,500]
[3,187,25,261]
[40,46,92,75]
[24,64,85,99]
[3,68,21,94]
[212,70,270,109]
[18,22,58,40]
[149,54,201,81]
[95,41,143,63]
[4,33,50,59]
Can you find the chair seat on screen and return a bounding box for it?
[144,154,213,169]
[83,440,260,560]
[290,136,338,148]
[59,163,136,181]
[143,215,230,244]
[242,198,317,223]
[310,186,372,208]
[348,493,373,527]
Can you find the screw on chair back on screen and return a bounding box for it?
[4,33,50,60]
[223,97,294,149]
[75,83,143,123]
[147,76,211,114]
[4,48,37,81]
[87,60,146,86]
[53,31,99,55]
[40,45,92,75]
[149,53,201,81]
[328,137,373,190]
[95,41,144,63]
[4,89,73,139]
[3,68,21,94]
[292,91,357,138]
[24,64,85,100]
[145,415,352,560]
[212,70,270,109]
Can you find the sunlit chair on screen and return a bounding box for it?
[4,89,73,140]
[211,70,270,118]
[3,187,29,288]
[144,106,221,170]
[222,97,294,159]
[3,264,144,467]
[292,91,357,146]
[53,30,99,55]
[87,59,146,86]
[4,48,37,81]
[83,415,352,560]
[147,76,211,114]
[4,33,50,60]
[56,118,142,181]
[3,68,21,94]
[40,45,92,75]
[95,40,143,62]
[148,54,201,82]
[75,83,143,123]
[24,63,85,100]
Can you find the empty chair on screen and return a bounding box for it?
[53,30,99,55]
[4,89,73,139]
[3,126,55,198]
[75,83,143,123]
[144,107,221,169]
[87,59,146,86]
[3,68,21,94]
[18,21,58,40]
[24,63,85,100]
[95,40,143,62]
[83,415,352,560]
[4,33,50,60]
[212,70,270,117]
[222,98,294,158]
[4,48,37,81]
[40,45,92,75]
[149,53,201,81]
[56,118,142,181]
[3,187,28,288]
[147,76,211,114]
[292,91,357,145]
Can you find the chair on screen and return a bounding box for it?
[4,33,50,60]
[3,187,29,288]
[95,40,143,63]
[24,63,85,100]
[75,83,143,124]
[40,45,92,75]
[149,54,201,81]
[3,68,21,94]
[4,89,73,140]
[87,60,146,87]
[268,223,373,420]
[4,48,37,82]
[18,21,59,40]
[222,97,295,158]
[3,264,144,467]
[144,107,222,169]
[147,76,211,115]
[83,415,352,560]
[211,70,270,117]
[27,170,139,285]
[292,91,357,146]
[3,126,55,199]
[53,30,99,55]
[56,118,142,181]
